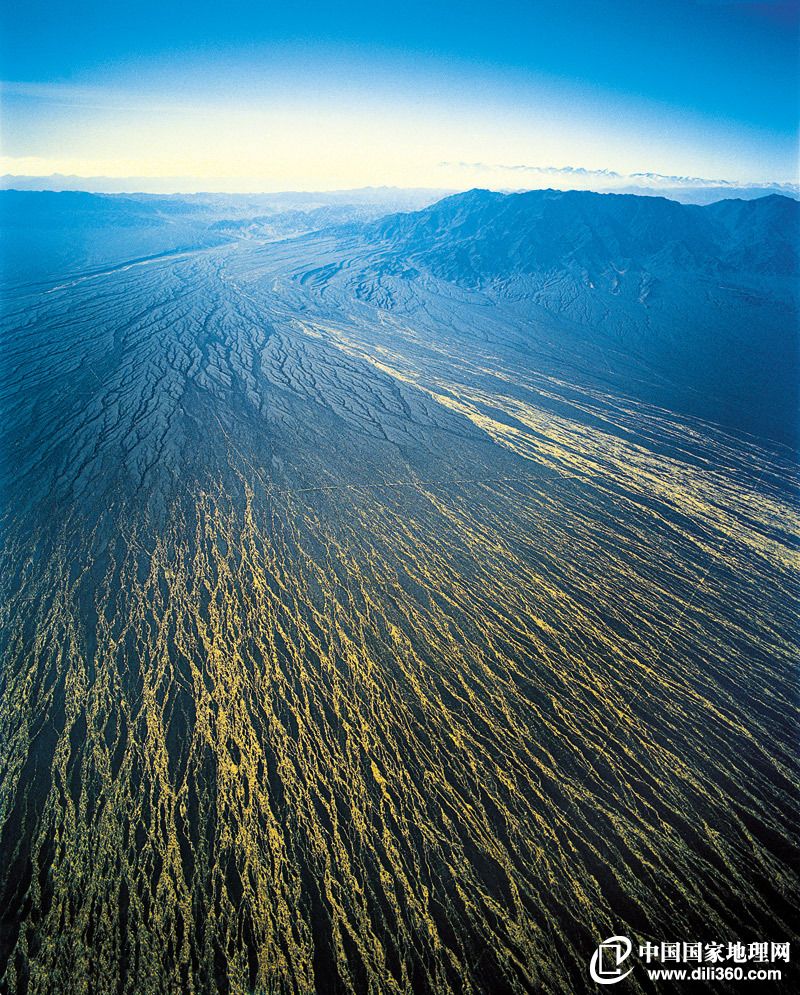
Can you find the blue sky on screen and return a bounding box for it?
[1,0,797,189]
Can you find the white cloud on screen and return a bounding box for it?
[439,160,799,195]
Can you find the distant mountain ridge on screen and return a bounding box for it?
[3,172,797,205]
[313,188,799,445]
[0,189,443,287]
[371,188,800,282]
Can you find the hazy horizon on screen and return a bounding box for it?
[2,169,798,203]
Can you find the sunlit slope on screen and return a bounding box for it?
[0,238,798,995]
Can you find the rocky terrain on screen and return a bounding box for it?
[0,190,797,994]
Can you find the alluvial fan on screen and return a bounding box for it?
[0,239,798,995]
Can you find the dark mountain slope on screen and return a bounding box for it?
[342,189,799,444]
[372,188,798,282]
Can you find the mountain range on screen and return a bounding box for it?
[2,186,797,444]
[314,188,799,444]
[371,188,798,278]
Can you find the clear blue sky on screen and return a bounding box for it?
[1,0,797,189]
